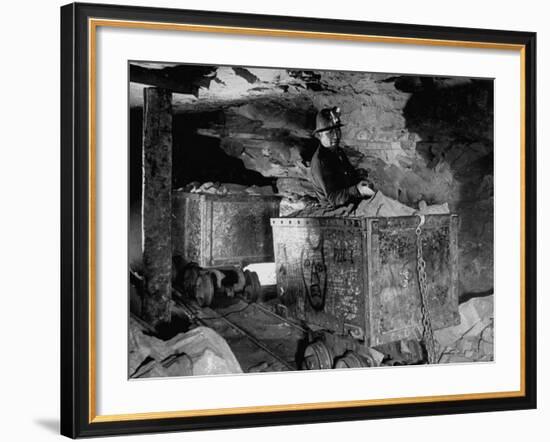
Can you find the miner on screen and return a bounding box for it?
[309,107,375,207]
[307,107,448,217]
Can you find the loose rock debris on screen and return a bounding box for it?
[434,294,494,363]
[129,316,242,378]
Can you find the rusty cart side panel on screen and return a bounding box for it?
[271,218,368,341]
[317,225,366,339]
[271,215,459,348]
[368,215,460,346]
[173,191,280,267]
[172,193,202,264]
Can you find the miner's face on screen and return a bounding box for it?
[318,126,341,148]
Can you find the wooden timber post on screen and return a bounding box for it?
[141,87,173,327]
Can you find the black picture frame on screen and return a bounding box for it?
[60,2,537,438]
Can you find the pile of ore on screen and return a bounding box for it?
[181,181,275,196]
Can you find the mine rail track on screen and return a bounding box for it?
[173,289,307,372]
[130,269,307,373]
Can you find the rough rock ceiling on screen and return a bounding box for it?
[130,63,326,112]
[129,62,478,113]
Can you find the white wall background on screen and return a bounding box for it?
[0,0,546,440]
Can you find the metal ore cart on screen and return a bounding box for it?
[270,214,460,369]
[173,190,281,268]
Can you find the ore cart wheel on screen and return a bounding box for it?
[302,341,333,370]
[334,351,374,369]
[243,270,261,303]
[233,267,246,293]
[180,264,200,297]
[361,352,376,367]
[195,272,215,307]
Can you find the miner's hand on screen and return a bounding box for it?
[356,181,375,197]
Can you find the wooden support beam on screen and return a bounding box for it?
[130,64,215,96]
[141,87,173,327]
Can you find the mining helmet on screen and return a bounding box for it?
[312,107,344,135]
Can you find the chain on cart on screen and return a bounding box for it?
[415,215,438,364]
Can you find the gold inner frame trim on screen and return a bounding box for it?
[87,17,527,424]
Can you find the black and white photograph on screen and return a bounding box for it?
[128,62,495,378]
[0,0,543,439]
